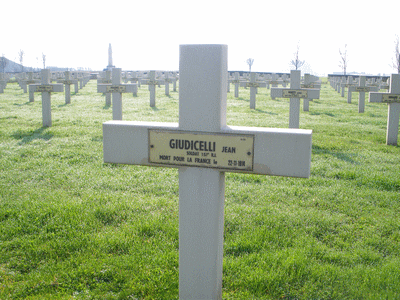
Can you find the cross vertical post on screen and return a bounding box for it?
[369,73,400,145]
[178,44,227,299]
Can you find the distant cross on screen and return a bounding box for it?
[102,44,312,300]
[0,73,8,93]
[301,74,321,112]
[141,70,162,107]
[97,70,112,106]
[97,68,137,120]
[271,70,320,128]
[369,73,400,145]
[343,76,356,104]
[348,76,378,113]
[29,69,63,127]
[59,71,78,104]
[163,71,173,96]
[240,72,267,109]
[231,72,240,98]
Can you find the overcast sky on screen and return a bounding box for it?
[2,0,399,76]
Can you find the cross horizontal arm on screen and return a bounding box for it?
[29,83,64,93]
[369,92,400,103]
[103,121,312,178]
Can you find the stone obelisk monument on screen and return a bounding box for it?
[107,43,115,70]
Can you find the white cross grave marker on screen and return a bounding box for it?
[301,74,320,111]
[141,70,162,107]
[29,69,63,127]
[270,70,320,128]
[231,72,241,98]
[59,71,78,104]
[0,73,7,93]
[102,45,312,299]
[348,76,378,113]
[97,68,137,120]
[97,70,112,106]
[369,73,400,146]
[240,72,267,109]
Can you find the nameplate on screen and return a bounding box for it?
[301,83,315,88]
[355,87,370,92]
[106,86,126,93]
[382,94,400,103]
[282,90,308,98]
[36,85,54,92]
[247,82,260,88]
[148,130,254,171]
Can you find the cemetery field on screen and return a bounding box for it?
[0,78,399,299]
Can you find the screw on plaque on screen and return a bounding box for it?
[150,145,154,148]
[247,152,251,155]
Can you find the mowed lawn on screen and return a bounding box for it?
[0,77,399,299]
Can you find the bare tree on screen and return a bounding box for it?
[0,54,8,73]
[290,43,305,70]
[42,53,46,69]
[339,44,348,75]
[18,49,24,72]
[391,35,400,74]
[246,58,254,72]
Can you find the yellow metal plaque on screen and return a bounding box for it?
[355,87,370,92]
[382,94,400,103]
[282,89,308,98]
[247,82,260,88]
[107,85,126,93]
[148,130,254,171]
[36,85,54,92]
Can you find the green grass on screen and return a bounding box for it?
[0,78,399,299]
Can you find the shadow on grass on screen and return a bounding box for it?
[58,103,70,108]
[11,127,53,145]
[13,102,33,106]
[254,109,278,115]
[103,104,111,110]
[312,144,359,164]
[309,111,335,117]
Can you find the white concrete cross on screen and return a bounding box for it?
[231,72,240,98]
[102,44,312,300]
[26,72,41,102]
[240,72,267,109]
[369,73,400,145]
[301,74,320,111]
[348,76,379,113]
[0,73,7,93]
[97,70,112,106]
[29,69,63,127]
[270,70,320,128]
[141,70,162,107]
[97,68,137,120]
[344,76,356,104]
[163,71,173,96]
[59,71,78,104]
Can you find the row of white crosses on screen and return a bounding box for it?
[271,70,320,128]
[369,74,400,146]
[102,44,312,299]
